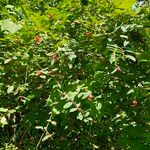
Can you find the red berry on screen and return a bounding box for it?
[50,69,55,76]
[34,36,42,44]
[116,66,122,72]
[36,70,44,77]
[88,94,94,102]
[51,53,57,60]
[85,31,92,38]
[131,100,138,107]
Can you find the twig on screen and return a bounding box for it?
[25,66,28,84]
[36,122,49,150]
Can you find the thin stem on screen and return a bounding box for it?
[36,122,49,150]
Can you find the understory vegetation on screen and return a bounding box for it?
[0,0,150,149]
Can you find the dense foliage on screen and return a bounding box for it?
[0,0,150,149]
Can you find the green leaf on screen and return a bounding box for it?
[68,53,76,61]
[47,119,57,126]
[70,108,78,112]
[115,0,136,9]
[78,92,84,98]
[42,134,52,142]
[5,5,15,9]
[0,116,7,126]
[8,109,16,114]
[77,112,83,120]
[0,19,22,33]
[125,55,136,62]
[7,85,14,94]
[84,111,90,117]
[67,91,78,100]
[51,121,57,126]
[110,52,116,64]
[82,92,90,99]
[93,144,99,149]
[39,75,46,79]
[127,89,134,95]
[0,108,8,112]
[123,41,129,47]
[4,58,12,64]
[52,107,60,114]
[35,126,44,130]
[96,102,102,110]
[63,102,73,109]
[84,117,93,122]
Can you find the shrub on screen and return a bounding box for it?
[0,0,150,149]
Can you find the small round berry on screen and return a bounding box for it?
[50,69,55,76]
[85,31,92,38]
[115,66,122,72]
[131,100,138,107]
[34,36,42,44]
[36,70,44,77]
[88,94,94,102]
[51,53,57,60]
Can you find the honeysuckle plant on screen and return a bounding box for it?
[0,0,149,149]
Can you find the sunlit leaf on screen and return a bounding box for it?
[0,19,22,33]
[0,116,7,126]
[125,55,136,62]
[7,85,14,94]
[63,102,73,109]
[0,108,8,112]
[70,108,78,112]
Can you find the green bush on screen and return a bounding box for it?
[0,0,150,149]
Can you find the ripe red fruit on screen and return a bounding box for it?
[34,36,42,44]
[36,70,44,77]
[50,69,55,76]
[88,94,94,102]
[131,100,138,107]
[85,31,92,38]
[115,66,122,72]
[51,53,57,60]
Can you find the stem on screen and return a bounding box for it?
[25,66,28,84]
[36,122,49,150]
